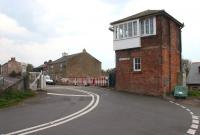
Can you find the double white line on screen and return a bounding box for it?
[2,88,99,135]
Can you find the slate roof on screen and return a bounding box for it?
[110,9,184,27]
[52,53,81,64]
[35,50,101,69]
[187,62,200,84]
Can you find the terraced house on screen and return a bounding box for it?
[110,10,184,96]
[1,57,22,76]
[46,49,101,81]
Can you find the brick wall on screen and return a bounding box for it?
[67,52,101,78]
[2,58,22,76]
[115,15,182,96]
[49,52,101,81]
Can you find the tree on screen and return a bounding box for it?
[9,71,17,77]
[182,59,191,77]
[26,64,34,72]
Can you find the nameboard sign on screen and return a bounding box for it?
[119,57,130,61]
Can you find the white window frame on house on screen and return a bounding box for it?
[140,16,156,36]
[60,63,63,71]
[133,57,141,71]
[113,17,156,40]
[113,19,139,40]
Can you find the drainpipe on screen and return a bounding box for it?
[179,26,183,85]
[168,20,172,95]
[160,16,165,98]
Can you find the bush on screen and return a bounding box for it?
[0,90,36,108]
[9,71,21,77]
[188,90,200,97]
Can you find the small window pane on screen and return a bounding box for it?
[150,17,154,34]
[133,21,137,36]
[124,23,128,38]
[145,19,149,34]
[119,24,123,39]
[128,22,132,37]
[140,20,144,35]
[115,26,118,39]
[133,57,141,71]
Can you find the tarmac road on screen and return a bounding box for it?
[0,86,199,135]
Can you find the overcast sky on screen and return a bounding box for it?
[0,0,199,69]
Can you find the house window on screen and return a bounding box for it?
[128,22,132,37]
[133,21,138,36]
[145,19,149,34]
[60,64,63,71]
[119,24,123,39]
[115,26,118,39]
[140,20,144,35]
[150,17,154,34]
[114,19,139,40]
[140,17,156,36]
[124,23,128,38]
[133,57,141,71]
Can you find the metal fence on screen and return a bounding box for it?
[60,76,109,87]
[29,72,46,90]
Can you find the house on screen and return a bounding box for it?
[187,62,200,90]
[44,49,101,81]
[110,10,184,96]
[2,57,22,76]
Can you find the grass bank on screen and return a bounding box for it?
[0,90,36,109]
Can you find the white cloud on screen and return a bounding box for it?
[0,13,32,37]
[120,0,200,62]
[1,0,199,69]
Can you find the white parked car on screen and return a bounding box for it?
[45,75,55,85]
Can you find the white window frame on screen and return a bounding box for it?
[140,16,156,37]
[113,19,139,40]
[133,57,141,71]
[113,16,156,40]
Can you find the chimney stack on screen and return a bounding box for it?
[83,48,86,53]
[62,52,68,57]
[11,57,15,61]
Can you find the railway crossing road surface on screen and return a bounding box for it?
[0,85,199,135]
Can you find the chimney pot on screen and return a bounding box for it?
[62,52,68,57]
[83,48,86,53]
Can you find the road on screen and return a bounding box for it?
[0,86,199,135]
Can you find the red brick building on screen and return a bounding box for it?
[1,57,22,76]
[110,10,184,96]
[35,49,102,81]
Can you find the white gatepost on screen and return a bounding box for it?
[30,71,46,90]
[40,74,46,90]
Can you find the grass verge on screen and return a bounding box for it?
[0,90,36,109]
[188,90,200,97]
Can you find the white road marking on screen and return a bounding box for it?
[187,128,196,135]
[3,87,100,135]
[169,101,174,104]
[175,103,180,106]
[191,124,199,129]
[169,100,199,135]
[186,108,191,112]
[190,112,194,115]
[19,93,100,135]
[47,92,91,97]
[192,120,199,124]
[192,115,199,120]
[181,105,186,109]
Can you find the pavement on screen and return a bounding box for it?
[0,85,199,135]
